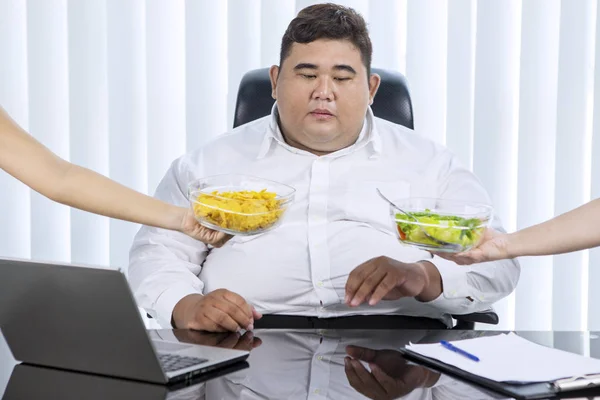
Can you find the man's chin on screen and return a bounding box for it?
[305,140,348,154]
[303,127,340,143]
[306,137,342,151]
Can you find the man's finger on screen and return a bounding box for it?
[222,291,253,316]
[346,345,378,362]
[349,269,387,307]
[351,359,387,398]
[206,307,242,332]
[216,332,242,349]
[233,331,255,351]
[345,262,376,304]
[198,313,229,332]
[349,268,385,307]
[345,357,364,390]
[252,307,263,320]
[369,274,401,304]
[344,358,379,400]
[370,363,401,393]
[351,359,375,384]
[214,298,252,330]
[251,336,263,349]
[220,290,254,324]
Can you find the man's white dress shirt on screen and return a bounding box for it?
[129,106,520,328]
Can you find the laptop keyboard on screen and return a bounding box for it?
[158,353,209,373]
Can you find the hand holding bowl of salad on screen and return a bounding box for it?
[389,197,493,253]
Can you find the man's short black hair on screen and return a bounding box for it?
[279,3,372,77]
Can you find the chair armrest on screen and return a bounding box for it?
[452,311,499,325]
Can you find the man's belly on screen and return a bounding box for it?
[198,221,441,318]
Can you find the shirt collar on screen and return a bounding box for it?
[256,104,382,159]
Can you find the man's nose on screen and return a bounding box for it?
[312,77,334,101]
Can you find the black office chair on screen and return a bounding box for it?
[233,67,500,330]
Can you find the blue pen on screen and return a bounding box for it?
[440,340,480,362]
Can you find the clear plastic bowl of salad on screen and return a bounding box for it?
[389,198,493,253]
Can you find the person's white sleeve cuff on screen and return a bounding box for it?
[429,256,471,298]
[154,282,202,328]
[419,256,476,314]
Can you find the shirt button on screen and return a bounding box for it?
[316,281,324,287]
[317,355,324,361]
[314,389,321,394]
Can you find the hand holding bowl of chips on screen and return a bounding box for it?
[188,174,296,236]
[389,197,493,253]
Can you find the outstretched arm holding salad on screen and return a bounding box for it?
[437,199,600,265]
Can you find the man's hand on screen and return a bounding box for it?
[172,290,262,332]
[345,256,442,307]
[179,207,232,247]
[344,345,440,399]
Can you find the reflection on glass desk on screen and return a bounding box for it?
[2,329,600,400]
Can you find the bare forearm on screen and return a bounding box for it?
[507,199,600,257]
[55,163,185,230]
[0,107,185,231]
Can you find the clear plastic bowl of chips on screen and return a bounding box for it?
[188,174,296,236]
[390,197,493,253]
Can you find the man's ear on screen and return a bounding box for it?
[269,65,280,100]
[368,73,381,105]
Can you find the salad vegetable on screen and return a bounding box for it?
[395,210,485,249]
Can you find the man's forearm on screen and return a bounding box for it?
[507,199,600,257]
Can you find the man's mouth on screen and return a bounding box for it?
[310,109,335,119]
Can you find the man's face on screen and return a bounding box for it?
[269,39,380,155]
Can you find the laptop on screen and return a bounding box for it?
[3,361,250,400]
[0,258,249,384]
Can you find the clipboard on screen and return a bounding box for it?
[399,347,600,400]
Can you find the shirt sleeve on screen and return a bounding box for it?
[418,150,521,315]
[128,156,209,328]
